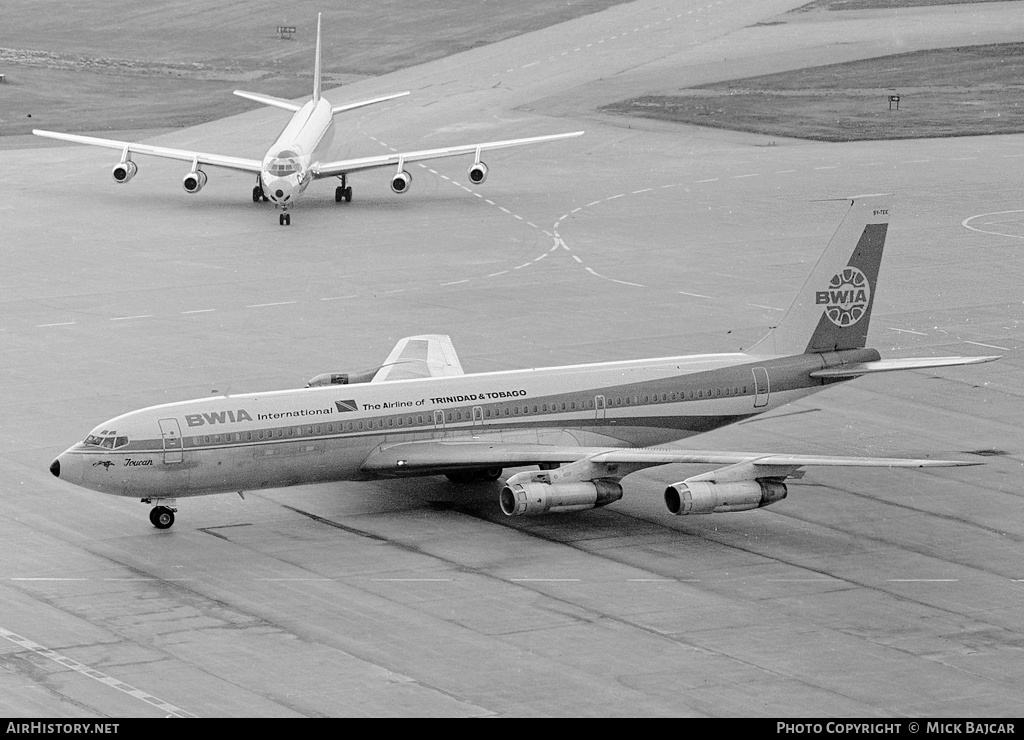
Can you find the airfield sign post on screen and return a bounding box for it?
[888,94,900,111]
[277,26,296,40]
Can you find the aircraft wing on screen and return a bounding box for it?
[32,130,263,173]
[371,334,465,382]
[311,131,584,179]
[359,439,978,478]
[810,355,1001,378]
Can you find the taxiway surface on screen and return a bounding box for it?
[3,0,1024,717]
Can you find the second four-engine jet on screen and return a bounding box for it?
[33,14,583,225]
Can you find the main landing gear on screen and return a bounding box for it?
[335,174,352,203]
[252,175,269,203]
[445,467,503,484]
[143,498,177,529]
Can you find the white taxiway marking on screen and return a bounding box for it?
[887,579,959,583]
[962,210,1024,239]
[509,578,581,582]
[889,327,928,336]
[964,340,1011,350]
[246,301,296,308]
[0,626,197,718]
[627,578,678,582]
[37,321,76,327]
[110,315,152,321]
[180,309,215,314]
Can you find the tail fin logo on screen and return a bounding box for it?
[815,267,871,327]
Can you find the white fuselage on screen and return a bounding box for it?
[51,348,873,501]
[260,98,335,209]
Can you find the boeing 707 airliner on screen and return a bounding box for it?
[33,14,583,225]
[50,198,998,528]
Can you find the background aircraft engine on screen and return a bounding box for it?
[390,170,412,194]
[500,479,623,516]
[183,169,208,194]
[112,161,137,183]
[468,161,488,184]
[306,369,377,387]
[664,479,787,515]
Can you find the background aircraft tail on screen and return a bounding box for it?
[312,13,323,104]
[749,197,890,356]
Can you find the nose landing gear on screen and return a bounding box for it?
[142,498,177,529]
[279,211,291,226]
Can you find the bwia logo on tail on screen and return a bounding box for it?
[817,267,871,327]
[751,199,889,356]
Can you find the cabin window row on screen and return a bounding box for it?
[184,386,755,446]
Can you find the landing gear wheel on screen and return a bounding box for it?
[478,467,503,482]
[343,186,352,203]
[446,468,503,484]
[149,506,175,529]
[252,186,262,203]
[279,212,291,226]
[335,184,353,203]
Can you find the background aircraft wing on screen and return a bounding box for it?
[371,334,465,382]
[360,440,978,478]
[311,131,584,179]
[32,130,263,173]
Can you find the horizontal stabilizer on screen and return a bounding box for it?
[233,90,303,112]
[332,91,410,115]
[810,355,1000,378]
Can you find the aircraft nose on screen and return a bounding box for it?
[50,458,60,477]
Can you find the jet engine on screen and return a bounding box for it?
[390,170,412,194]
[306,368,378,387]
[468,161,488,185]
[664,479,787,516]
[500,478,623,516]
[112,161,138,184]
[183,169,207,194]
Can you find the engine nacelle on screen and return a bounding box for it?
[182,169,208,194]
[390,170,412,194]
[500,478,623,516]
[664,479,787,516]
[112,160,137,184]
[468,161,488,185]
[306,369,377,387]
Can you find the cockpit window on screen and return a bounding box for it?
[84,431,129,449]
[267,149,300,176]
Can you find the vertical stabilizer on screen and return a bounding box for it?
[749,197,891,356]
[312,13,323,103]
